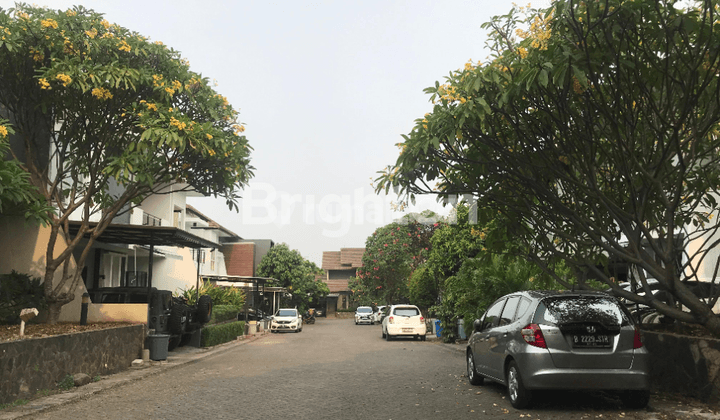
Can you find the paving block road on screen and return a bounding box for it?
[3,318,718,420]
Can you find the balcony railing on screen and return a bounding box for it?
[142,213,162,226]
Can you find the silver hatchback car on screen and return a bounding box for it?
[466,290,650,409]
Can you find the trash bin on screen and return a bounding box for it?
[457,319,466,340]
[434,319,443,337]
[147,334,170,361]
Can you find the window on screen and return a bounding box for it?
[499,296,520,326]
[393,307,420,317]
[482,299,506,330]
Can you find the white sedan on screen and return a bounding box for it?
[355,306,374,325]
[270,308,303,333]
[382,304,426,341]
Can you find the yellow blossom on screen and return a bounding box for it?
[55,73,72,87]
[91,87,113,100]
[146,103,157,111]
[517,47,528,59]
[0,126,8,137]
[100,19,111,29]
[65,10,77,17]
[117,39,131,52]
[85,28,97,38]
[40,19,59,29]
[38,78,51,90]
[206,134,213,140]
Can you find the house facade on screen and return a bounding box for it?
[321,248,364,315]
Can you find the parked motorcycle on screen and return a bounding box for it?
[303,308,316,324]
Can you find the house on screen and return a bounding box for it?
[321,248,364,315]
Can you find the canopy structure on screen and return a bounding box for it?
[68,221,220,292]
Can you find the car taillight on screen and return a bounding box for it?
[521,324,547,348]
[388,316,394,324]
[420,316,424,323]
[633,328,643,349]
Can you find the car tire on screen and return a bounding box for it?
[169,304,188,335]
[386,331,392,341]
[421,335,426,342]
[621,390,650,409]
[381,328,386,339]
[507,360,532,409]
[197,295,213,324]
[467,351,484,385]
[168,335,181,351]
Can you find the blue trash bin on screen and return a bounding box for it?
[435,319,443,337]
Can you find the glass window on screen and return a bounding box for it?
[483,299,506,330]
[535,296,628,327]
[394,307,420,317]
[515,297,531,321]
[499,296,520,326]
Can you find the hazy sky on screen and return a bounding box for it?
[2,0,534,265]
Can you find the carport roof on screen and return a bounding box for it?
[68,221,220,249]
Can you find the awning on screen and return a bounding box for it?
[68,221,220,249]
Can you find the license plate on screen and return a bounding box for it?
[572,334,611,347]
[402,328,413,333]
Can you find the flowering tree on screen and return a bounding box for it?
[257,243,328,311]
[377,0,720,336]
[355,212,440,305]
[0,5,254,322]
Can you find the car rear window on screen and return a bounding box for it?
[393,307,420,317]
[356,307,373,313]
[535,296,628,327]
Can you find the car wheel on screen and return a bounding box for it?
[169,304,188,335]
[197,295,213,324]
[167,335,181,351]
[620,390,650,409]
[507,360,532,409]
[421,335,426,342]
[386,331,392,341]
[466,351,484,385]
[381,328,386,339]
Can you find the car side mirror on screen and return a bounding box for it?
[473,318,483,332]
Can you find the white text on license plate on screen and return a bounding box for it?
[402,328,413,333]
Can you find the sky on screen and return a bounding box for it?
[1,0,535,266]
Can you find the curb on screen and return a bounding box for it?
[0,333,268,420]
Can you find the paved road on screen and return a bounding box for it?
[16,319,711,419]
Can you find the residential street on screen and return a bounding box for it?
[7,319,717,420]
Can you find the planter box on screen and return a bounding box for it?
[0,324,145,404]
[644,330,720,403]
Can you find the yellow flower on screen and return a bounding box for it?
[172,80,182,90]
[55,73,72,87]
[232,124,245,135]
[65,10,77,17]
[91,87,113,100]
[164,87,175,95]
[38,78,51,90]
[117,39,131,52]
[85,28,97,38]
[146,103,157,111]
[100,19,111,29]
[206,134,213,140]
[0,125,8,137]
[517,47,528,59]
[16,12,29,20]
[40,19,59,29]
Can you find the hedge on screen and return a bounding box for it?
[201,321,245,347]
[210,305,240,324]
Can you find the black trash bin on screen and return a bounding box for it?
[147,334,170,361]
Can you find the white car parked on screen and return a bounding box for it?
[355,306,374,325]
[270,308,303,333]
[382,304,426,341]
[374,305,387,324]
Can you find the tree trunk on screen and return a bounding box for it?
[46,301,63,325]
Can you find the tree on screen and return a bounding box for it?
[408,202,484,309]
[0,118,53,224]
[355,212,440,305]
[256,243,329,311]
[0,5,254,323]
[377,0,720,336]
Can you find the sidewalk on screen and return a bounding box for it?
[0,332,268,420]
[432,336,720,420]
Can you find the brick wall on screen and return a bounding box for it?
[222,243,255,276]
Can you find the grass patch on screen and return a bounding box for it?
[57,374,74,391]
[0,399,29,410]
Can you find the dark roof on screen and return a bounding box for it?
[322,248,365,270]
[68,221,220,249]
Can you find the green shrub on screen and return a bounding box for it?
[0,271,46,324]
[57,375,74,391]
[176,280,245,308]
[210,305,239,324]
[200,321,245,347]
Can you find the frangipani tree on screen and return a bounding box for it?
[377,0,720,336]
[0,4,254,322]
